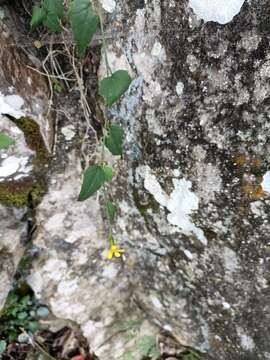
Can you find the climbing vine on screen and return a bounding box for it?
[0,0,131,257]
[29,0,131,258]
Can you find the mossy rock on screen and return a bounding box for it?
[0,117,50,207]
[13,117,49,163]
[0,179,46,207]
[132,188,160,225]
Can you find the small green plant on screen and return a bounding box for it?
[121,335,160,360]
[52,79,64,93]
[0,340,6,356]
[137,335,160,358]
[182,349,203,360]
[31,0,132,257]
[0,132,15,150]
[0,287,40,345]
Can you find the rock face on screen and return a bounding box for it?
[0,204,27,309]
[0,13,52,316]
[0,21,54,150]
[2,1,270,360]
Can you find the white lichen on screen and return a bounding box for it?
[261,171,270,194]
[176,81,184,96]
[0,93,25,119]
[237,328,255,351]
[100,0,116,13]
[189,0,246,24]
[143,166,207,245]
[167,179,208,245]
[61,125,76,141]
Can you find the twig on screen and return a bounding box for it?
[19,329,58,360]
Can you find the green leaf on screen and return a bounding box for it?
[78,165,106,201]
[105,201,116,223]
[8,330,18,342]
[28,320,39,333]
[30,6,45,30]
[69,0,99,57]
[0,8,5,21]
[183,351,202,360]
[138,336,160,357]
[6,292,18,305]
[20,295,30,307]
[42,0,64,32]
[43,15,62,32]
[122,350,136,360]
[0,132,15,150]
[103,165,114,182]
[0,340,6,355]
[53,80,64,93]
[43,0,64,18]
[99,70,132,107]
[104,124,124,156]
[18,312,28,320]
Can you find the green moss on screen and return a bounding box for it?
[0,117,50,207]
[13,117,49,163]
[0,180,46,207]
[132,189,160,225]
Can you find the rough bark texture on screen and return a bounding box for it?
[1,1,270,360]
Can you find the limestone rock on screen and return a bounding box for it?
[0,21,54,151]
[20,1,270,360]
[0,10,52,316]
[0,203,27,309]
[0,116,34,182]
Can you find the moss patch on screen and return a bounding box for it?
[133,189,160,225]
[0,117,50,207]
[0,179,46,207]
[13,117,49,163]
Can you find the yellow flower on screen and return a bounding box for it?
[107,244,124,260]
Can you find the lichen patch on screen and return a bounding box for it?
[143,166,207,245]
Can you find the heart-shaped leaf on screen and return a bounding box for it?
[104,124,124,156]
[69,0,99,57]
[0,132,15,150]
[42,0,64,32]
[78,165,106,201]
[99,70,132,107]
[103,165,114,182]
[31,6,45,30]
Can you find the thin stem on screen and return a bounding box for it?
[96,6,112,76]
[100,112,109,164]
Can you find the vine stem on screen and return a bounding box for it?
[96,4,112,76]
[95,2,116,249]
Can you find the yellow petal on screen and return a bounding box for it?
[107,250,113,260]
[114,251,121,257]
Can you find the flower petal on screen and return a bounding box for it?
[114,251,121,257]
[107,250,113,259]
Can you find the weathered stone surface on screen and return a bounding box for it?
[22,1,270,360]
[27,147,160,359]
[0,9,52,317]
[0,21,54,151]
[0,116,34,182]
[0,203,27,309]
